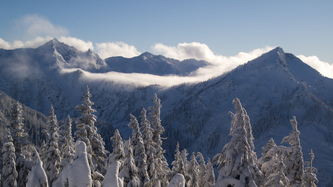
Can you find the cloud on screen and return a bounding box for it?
[16,14,69,39]
[96,42,141,59]
[297,55,333,79]
[58,37,94,51]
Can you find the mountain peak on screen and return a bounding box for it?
[139,52,155,59]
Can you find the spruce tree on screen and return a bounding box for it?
[302,149,318,187]
[75,85,108,185]
[26,147,48,187]
[281,116,304,187]
[10,102,30,186]
[203,158,215,187]
[258,138,279,180]
[109,129,125,164]
[264,155,290,187]
[129,114,149,185]
[1,127,18,187]
[60,115,75,169]
[119,140,140,187]
[197,152,206,187]
[43,105,61,185]
[213,98,262,186]
[187,152,199,187]
[171,141,181,173]
[148,94,170,186]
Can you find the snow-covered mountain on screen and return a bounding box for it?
[0,40,332,185]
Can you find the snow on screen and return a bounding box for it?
[168,173,185,187]
[26,150,48,187]
[102,161,124,187]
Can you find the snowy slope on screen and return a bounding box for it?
[0,41,333,185]
[105,52,208,75]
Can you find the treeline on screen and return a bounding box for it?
[0,86,318,187]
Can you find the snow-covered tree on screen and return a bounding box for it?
[109,129,125,164]
[148,94,170,186]
[26,147,48,187]
[128,114,149,185]
[281,116,304,186]
[258,138,279,180]
[168,173,185,187]
[213,98,262,187]
[171,142,181,173]
[103,161,124,187]
[60,115,75,169]
[1,127,18,187]
[302,149,318,187]
[196,152,206,187]
[10,102,30,186]
[119,140,140,187]
[264,155,290,187]
[75,86,108,185]
[42,105,61,185]
[187,152,199,187]
[139,108,156,182]
[203,158,215,187]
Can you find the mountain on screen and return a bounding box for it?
[105,52,208,75]
[0,40,332,185]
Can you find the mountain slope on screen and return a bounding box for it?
[0,41,332,185]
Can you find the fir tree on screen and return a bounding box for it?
[119,140,140,187]
[10,102,31,187]
[1,127,18,187]
[128,114,149,185]
[171,141,181,173]
[26,147,48,187]
[302,149,318,187]
[264,155,290,187]
[148,94,170,186]
[109,129,125,164]
[75,86,108,185]
[43,105,61,185]
[213,98,262,186]
[281,116,304,187]
[203,158,215,187]
[196,152,206,187]
[60,115,75,169]
[187,152,199,187]
[258,138,279,180]
[139,108,156,182]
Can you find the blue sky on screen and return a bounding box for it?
[0,1,332,67]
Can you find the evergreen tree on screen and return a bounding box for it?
[264,155,290,187]
[171,141,181,173]
[119,140,140,187]
[213,98,262,186]
[148,94,170,186]
[139,108,156,182]
[129,114,149,185]
[180,149,190,184]
[302,149,318,187]
[60,115,75,169]
[187,152,199,187]
[281,116,304,187]
[26,147,48,187]
[196,152,206,187]
[203,158,215,187]
[258,138,279,180]
[43,105,61,185]
[1,127,18,187]
[10,102,31,186]
[75,85,108,185]
[109,129,126,164]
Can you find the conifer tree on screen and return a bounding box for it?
[119,140,140,187]
[196,152,206,187]
[264,155,290,187]
[171,141,181,173]
[282,116,304,187]
[1,127,18,187]
[43,105,61,185]
[139,108,156,181]
[129,114,150,185]
[203,158,215,187]
[109,129,125,164]
[10,102,31,186]
[75,86,108,185]
[187,152,199,187]
[213,98,262,186]
[302,149,318,187]
[148,94,170,186]
[258,138,279,180]
[26,147,48,187]
[60,115,75,169]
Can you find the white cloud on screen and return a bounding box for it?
[58,37,94,51]
[297,55,333,79]
[95,42,141,59]
[16,14,69,39]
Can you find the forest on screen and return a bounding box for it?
[0,86,318,187]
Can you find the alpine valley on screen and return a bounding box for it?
[0,39,332,186]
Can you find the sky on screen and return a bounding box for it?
[0,0,332,81]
